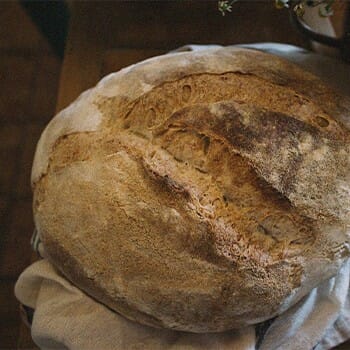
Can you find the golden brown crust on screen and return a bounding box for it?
[33,48,350,332]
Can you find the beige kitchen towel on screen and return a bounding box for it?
[15,259,256,350]
[14,257,350,350]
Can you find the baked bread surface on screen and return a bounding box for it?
[32,48,350,332]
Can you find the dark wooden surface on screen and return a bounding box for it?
[0,1,60,348]
[1,1,349,349]
[57,1,308,111]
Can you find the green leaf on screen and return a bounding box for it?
[275,0,289,9]
[294,3,305,17]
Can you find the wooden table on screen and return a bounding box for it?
[19,1,350,348]
[56,1,310,112]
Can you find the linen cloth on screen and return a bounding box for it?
[15,43,350,349]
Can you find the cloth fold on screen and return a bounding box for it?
[15,260,256,350]
[15,258,350,350]
[15,43,350,349]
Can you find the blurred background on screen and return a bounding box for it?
[0,1,348,348]
[0,2,61,348]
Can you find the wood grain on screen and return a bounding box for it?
[56,2,110,112]
[330,0,349,37]
[56,1,308,113]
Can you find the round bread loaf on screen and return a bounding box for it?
[32,47,350,332]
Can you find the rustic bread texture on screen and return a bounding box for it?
[32,48,350,332]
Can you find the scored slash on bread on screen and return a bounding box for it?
[32,48,350,332]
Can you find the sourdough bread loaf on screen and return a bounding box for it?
[32,48,350,332]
